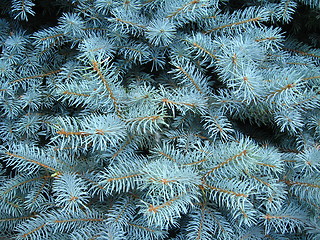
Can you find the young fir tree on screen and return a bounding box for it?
[0,0,320,239]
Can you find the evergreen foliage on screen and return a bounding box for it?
[0,0,320,239]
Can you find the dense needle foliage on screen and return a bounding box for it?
[0,0,320,239]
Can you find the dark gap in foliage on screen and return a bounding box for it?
[18,0,61,32]
[233,118,279,145]
[288,4,320,47]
